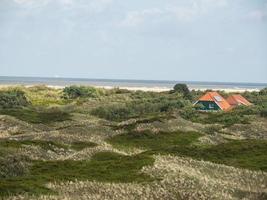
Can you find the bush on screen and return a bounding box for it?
[260,107,267,118]
[91,104,133,121]
[172,83,192,100]
[0,89,30,108]
[91,99,186,121]
[63,86,100,99]
[259,87,267,96]
[180,106,199,121]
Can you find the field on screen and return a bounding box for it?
[0,85,267,200]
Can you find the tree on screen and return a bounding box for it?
[259,87,267,96]
[173,83,192,100]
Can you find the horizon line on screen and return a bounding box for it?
[0,75,266,86]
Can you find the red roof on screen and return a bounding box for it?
[197,91,231,111]
[226,94,252,106]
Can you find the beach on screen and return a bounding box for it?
[0,84,261,93]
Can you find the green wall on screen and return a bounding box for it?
[195,101,221,111]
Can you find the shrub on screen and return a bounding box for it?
[91,99,186,121]
[91,104,133,121]
[172,83,192,100]
[180,106,199,121]
[260,107,267,118]
[0,89,30,108]
[259,87,267,96]
[63,86,100,99]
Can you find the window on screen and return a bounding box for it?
[209,103,214,109]
[214,96,222,102]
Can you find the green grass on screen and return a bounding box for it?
[0,140,68,151]
[0,140,97,153]
[0,152,154,197]
[0,108,71,124]
[108,130,202,150]
[70,141,97,151]
[153,139,267,171]
[108,130,267,171]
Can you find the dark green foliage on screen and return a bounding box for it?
[91,98,186,121]
[0,89,30,108]
[63,86,100,99]
[199,111,251,127]
[180,106,253,127]
[110,115,175,131]
[70,141,97,151]
[180,106,199,121]
[0,152,154,196]
[259,87,267,95]
[0,107,71,124]
[152,140,267,171]
[0,140,68,151]
[172,83,192,100]
[260,107,267,118]
[109,129,267,171]
[243,90,267,107]
[108,130,202,150]
[0,140,96,152]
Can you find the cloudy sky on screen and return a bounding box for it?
[0,0,266,83]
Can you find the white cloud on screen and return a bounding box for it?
[13,0,112,10]
[121,0,228,27]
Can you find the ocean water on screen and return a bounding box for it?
[0,76,266,90]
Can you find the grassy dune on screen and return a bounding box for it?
[0,86,267,199]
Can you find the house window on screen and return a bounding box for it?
[209,103,214,109]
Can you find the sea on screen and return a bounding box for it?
[0,76,266,91]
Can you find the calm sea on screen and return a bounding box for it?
[0,76,266,90]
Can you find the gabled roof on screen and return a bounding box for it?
[197,91,231,111]
[226,94,252,106]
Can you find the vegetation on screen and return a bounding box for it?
[108,130,202,150]
[63,85,102,99]
[0,84,267,199]
[172,83,192,100]
[151,139,267,171]
[0,140,96,152]
[0,152,154,196]
[91,98,186,121]
[109,130,267,171]
[0,89,30,108]
[0,107,71,124]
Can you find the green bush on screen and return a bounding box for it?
[172,83,192,100]
[259,87,267,95]
[260,107,267,118]
[91,99,186,121]
[180,106,199,121]
[63,86,101,99]
[0,89,30,108]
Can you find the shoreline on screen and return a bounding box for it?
[0,84,261,93]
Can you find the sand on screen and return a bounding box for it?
[0,84,261,93]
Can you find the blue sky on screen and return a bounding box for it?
[0,0,266,83]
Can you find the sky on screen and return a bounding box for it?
[0,0,267,83]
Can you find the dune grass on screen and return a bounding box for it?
[108,130,202,150]
[0,140,97,153]
[0,108,71,124]
[69,141,97,150]
[108,130,267,171]
[0,152,154,197]
[155,139,267,171]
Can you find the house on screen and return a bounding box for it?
[226,94,252,107]
[194,91,231,111]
